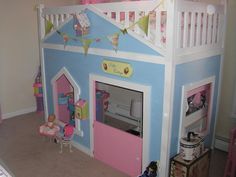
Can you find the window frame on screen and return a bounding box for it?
[179,76,215,140]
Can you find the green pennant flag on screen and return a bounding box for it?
[81,39,93,55]
[120,28,128,35]
[63,34,69,48]
[57,31,69,48]
[45,19,54,35]
[137,15,149,36]
[107,33,119,52]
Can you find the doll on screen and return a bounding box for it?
[39,114,60,138]
[46,114,56,129]
[139,161,158,177]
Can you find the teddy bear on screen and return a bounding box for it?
[139,161,158,177]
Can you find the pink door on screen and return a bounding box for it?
[94,120,142,177]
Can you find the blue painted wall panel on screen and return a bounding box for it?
[170,56,221,157]
[44,48,165,161]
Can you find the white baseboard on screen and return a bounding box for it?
[214,138,229,152]
[72,141,92,157]
[2,106,36,119]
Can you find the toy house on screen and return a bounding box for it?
[37,0,226,176]
[73,13,90,36]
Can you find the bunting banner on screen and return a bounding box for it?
[45,19,54,35]
[137,15,149,36]
[80,38,93,55]
[54,0,164,55]
[120,28,128,35]
[57,31,70,48]
[107,33,120,52]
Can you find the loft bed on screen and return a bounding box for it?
[38,0,225,60]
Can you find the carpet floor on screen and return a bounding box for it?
[0,112,227,177]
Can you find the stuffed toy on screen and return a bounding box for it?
[62,124,74,141]
[139,161,158,177]
[46,114,56,129]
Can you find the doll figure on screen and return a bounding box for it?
[39,114,60,137]
[46,114,56,128]
[139,161,158,177]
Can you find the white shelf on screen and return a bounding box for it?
[104,111,141,127]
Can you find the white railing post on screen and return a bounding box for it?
[189,12,195,48]
[207,14,213,44]
[183,11,189,48]
[116,11,120,23]
[212,13,217,44]
[155,10,162,47]
[176,12,182,48]
[160,0,177,176]
[125,11,129,28]
[37,4,45,40]
[37,4,48,119]
[202,12,207,45]
[195,12,201,46]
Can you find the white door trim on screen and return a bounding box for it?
[51,67,83,135]
[178,76,216,152]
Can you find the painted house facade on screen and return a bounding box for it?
[38,1,226,176]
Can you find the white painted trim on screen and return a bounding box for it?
[92,0,164,12]
[50,67,81,98]
[2,106,36,119]
[160,62,175,177]
[51,67,83,136]
[178,76,216,152]
[175,48,224,64]
[42,5,87,16]
[214,138,228,152]
[211,54,224,148]
[230,79,236,119]
[42,43,166,64]
[72,141,92,156]
[212,0,227,148]
[41,48,48,122]
[37,5,48,121]
[177,1,225,14]
[89,74,151,172]
[159,0,177,176]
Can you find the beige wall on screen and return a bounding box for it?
[0,0,77,116]
[215,0,236,139]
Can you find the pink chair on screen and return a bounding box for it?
[224,127,236,177]
[59,124,74,153]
